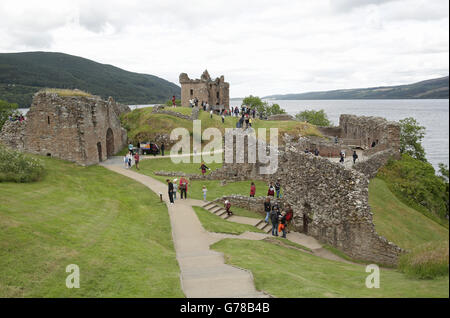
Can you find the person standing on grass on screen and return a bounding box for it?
[167,179,174,205]
[250,182,256,197]
[200,162,210,175]
[275,179,281,198]
[173,179,178,201]
[134,152,140,170]
[179,177,188,199]
[202,186,207,201]
[221,114,225,123]
[210,109,213,118]
[267,182,275,197]
[225,200,232,216]
[264,197,271,223]
[270,204,279,236]
[285,205,294,233]
[352,151,358,164]
[278,212,287,238]
[172,95,176,107]
[161,143,165,156]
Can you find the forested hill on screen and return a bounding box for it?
[0,51,181,107]
[264,76,449,100]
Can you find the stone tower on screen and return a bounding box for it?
[179,70,230,109]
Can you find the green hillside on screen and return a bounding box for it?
[264,76,449,100]
[0,51,181,107]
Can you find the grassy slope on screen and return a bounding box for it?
[212,239,448,297]
[134,156,269,203]
[193,207,263,235]
[0,156,183,297]
[369,178,448,250]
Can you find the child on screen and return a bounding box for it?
[267,182,275,197]
[250,182,256,197]
[278,212,287,238]
[225,200,232,216]
[202,186,207,201]
[173,179,178,201]
[123,155,128,168]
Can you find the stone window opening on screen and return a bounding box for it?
[190,89,193,97]
[47,116,50,125]
[46,153,51,157]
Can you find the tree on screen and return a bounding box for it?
[295,109,331,126]
[399,117,426,162]
[241,96,286,117]
[0,99,19,130]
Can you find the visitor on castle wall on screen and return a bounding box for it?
[250,182,256,197]
[334,136,338,144]
[179,177,188,199]
[267,182,275,197]
[275,179,281,198]
[270,204,279,236]
[167,179,174,205]
[200,162,210,175]
[352,151,359,164]
[134,152,140,170]
[161,143,165,156]
[278,212,287,238]
[339,150,345,163]
[173,179,178,201]
[285,205,294,233]
[314,149,320,156]
[304,148,310,154]
[264,197,271,223]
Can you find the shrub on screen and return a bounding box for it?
[165,99,181,106]
[378,154,449,221]
[398,241,449,279]
[0,145,45,182]
[295,109,331,126]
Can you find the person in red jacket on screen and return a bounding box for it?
[179,177,189,199]
[267,182,275,197]
[134,152,140,170]
[250,182,256,197]
[285,204,294,233]
[225,200,232,216]
[172,95,176,107]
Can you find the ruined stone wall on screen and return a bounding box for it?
[0,91,129,166]
[339,114,400,150]
[354,148,397,179]
[179,71,230,108]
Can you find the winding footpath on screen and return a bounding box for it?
[101,155,353,298]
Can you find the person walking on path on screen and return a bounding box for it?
[270,204,279,236]
[264,197,271,223]
[167,179,174,205]
[202,186,207,201]
[134,152,140,170]
[352,151,358,164]
[278,212,287,238]
[267,182,275,197]
[250,182,256,197]
[285,204,294,233]
[225,200,232,216]
[161,143,165,156]
[127,153,132,169]
[179,177,188,199]
[275,179,281,199]
[123,155,128,168]
[221,114,225,123]
[173,179,178,201]
[200,162,210,175]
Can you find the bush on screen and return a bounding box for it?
[398,241,449,279]
[378,154,449,221]
[0,146,45,182]
[295,109,331,126]
[165,99,181,106]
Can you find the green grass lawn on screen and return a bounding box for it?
[193,207,264,235]
[369,178,449,250]
[212,239,449,298]
[134,156,269,203]
[0,156,183,297]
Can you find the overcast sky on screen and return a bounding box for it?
[1,0,448,97]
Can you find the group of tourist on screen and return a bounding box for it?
[166,177,191,205]
[263,197,293,238]
[8,114,25,122]
[339,150,359,164]
[123,150,140,170]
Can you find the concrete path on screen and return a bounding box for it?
[102,163,269,298]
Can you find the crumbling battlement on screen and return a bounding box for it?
[179,70,230,109]
[0,91,129,166]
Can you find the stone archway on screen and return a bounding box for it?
[106,128,114,158]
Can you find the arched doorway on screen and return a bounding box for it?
[97,142,102,162]
[106,128,114,158]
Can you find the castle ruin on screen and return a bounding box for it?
[179,70,230,110]
[0,91,129,166]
